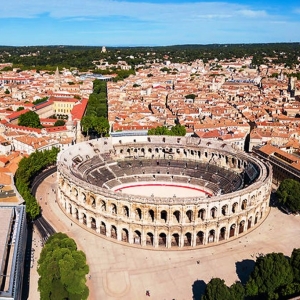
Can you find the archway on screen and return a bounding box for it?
[171,233,180,247]
[148,210,154,222]
[173,210,180,223]
[82,213,87,225]
[160,210,167,223]
[100,221,106,235]
[158,233,167,247]
[219,227,226,241]
[184,232,192,246]
[186,210,193,222]
[208,230,215,243]
[75,208,79,220]
[133,230,141,244]
[198,209,205,221]
[146,232,154,246]
[229,224,235,237]
[247,217,252,229]
[239,220,245,234]
[90,217,96,230]
[111,225,117,239]
[122,228,129,242]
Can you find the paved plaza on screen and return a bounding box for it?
[29,174,300,300]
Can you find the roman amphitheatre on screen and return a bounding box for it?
[57,135,272,249]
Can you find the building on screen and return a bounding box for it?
[0,205,27,300]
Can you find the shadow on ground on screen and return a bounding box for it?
[235,259,255,285]
[192,279,206,300]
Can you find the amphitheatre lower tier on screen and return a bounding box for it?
[57,135,273,249]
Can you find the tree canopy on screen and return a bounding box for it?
[38,233,89,300]
[276,179,300,213]
[18,110,42,128]
[147,124,186,136]
[202,278,231,300]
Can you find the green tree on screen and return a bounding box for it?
[291,248,300,282]
[202,278,231,300]
[4,89,10,94]
[277,179,300,213]
[246,253,294,297]
[18,111,42,128]
[38,233,89,300]
[94,116,109,137]
[17,106,24,111]
[54,119,65,126]
[229,281,245,300]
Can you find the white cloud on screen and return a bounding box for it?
[238,9,267,18]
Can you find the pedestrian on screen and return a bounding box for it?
[146,290,150,296]
[71,223,73,226]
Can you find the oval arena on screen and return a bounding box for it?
[57,136,272,249]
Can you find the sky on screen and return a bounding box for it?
[1,0,300,47]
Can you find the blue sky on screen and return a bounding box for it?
[1,0,300,46]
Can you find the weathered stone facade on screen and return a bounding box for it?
[57,136,272,249]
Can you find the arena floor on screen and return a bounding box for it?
[113,182,210,197]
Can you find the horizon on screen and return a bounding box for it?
[1,0,300,47]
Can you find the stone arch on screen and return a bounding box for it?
[146,232,154,246]
[90,217,96,230]
[74,208,79,220]
[186,210,193,222]
[239,220,245,234]
[81,192,87,203]
[100,221,106,235]
[221,205,228,216]
[196,231,204,245]
[133,230,141,244]
[232,202,238,213]
[100,200,106,211]
[254,211,259,224]
[208,229,215,243]
[229,224,236,237]
[91,196,96,208]
[158,232,167,247]
[241,199,247,210]
[111,225,117,239]
[82,212,87,225]
[198,209,206,221]
[171,233,180,247]
[148,209,154,222]
[68,203,72,215]
[122,228,129,242]
[135,208,142,220]
[219,227,226,241]
[184,232,192,246]
[210,207,217,219]
[247,216,252,229]
[111,203,117,215]
[123,206,129,217]
[160,210,167,223]
[173,210,180,223]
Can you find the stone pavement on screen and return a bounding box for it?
[29,174,300,300]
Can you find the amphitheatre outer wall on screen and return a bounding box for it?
[57,135,272,249]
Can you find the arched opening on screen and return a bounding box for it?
[208,230,215,243]
[111,225,117,239]
[100,221,106,235]
[148,210,154,222]
[158,233,167,247]
[229,224,235,237]
[171,233,180,247]
[122,228,129,242]
[75,208,79,220]
[91,196,96,208]
[198,209,205,221]
[123,206,129,217]
[91,217,97,230]
[184,232,192,246]
[210,207,217,219]
[146,232,154,246]
[241,200,247,210]
[186,210,193,222]
[101,200,106,211]
[196,231,204,245]
[247,217,252,229]
[239,220,245,234]
[69,204,72,215]
[135,208,142,220]
[221,205,227,216]
[134,230,141,244]
[255,212,259,224]
[232,202,238,213]
[111,203,117,215]
[173,210,180,223]
[82,192,86,203]
[160,210,167,223]
[219,227,226,241]
[82,213,87,225]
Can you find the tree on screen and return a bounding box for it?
[229,281,245,300]
[17,106,24,111]
[18,111,42,128]
[148,124,186,136]
[202,278,231,300]
[54,119,65,127]
[277,179,300,213]
[291,248,300,282]
[246,253,294,297]
[4,89,10,94]
[38,233,89,300]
